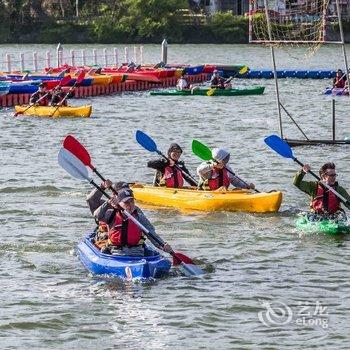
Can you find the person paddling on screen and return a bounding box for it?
[147,143,197,188]
[210,70,225,89]
[51,85,71,106]
[93,188,172,256]
[333,69,347,88]
[197,148,255,191]
[29,83,51,106]
[87,179,130,245]
[294,162,350,220]
[176,72,190,91]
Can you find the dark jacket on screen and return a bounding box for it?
[30,90,51,105]
[147,158,197,187]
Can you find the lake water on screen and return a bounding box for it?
[0,44,350,349]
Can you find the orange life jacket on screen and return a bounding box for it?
[207,168,230,190]
[108,211,143,247]
[311,183,340,214]
[162,165,184,188]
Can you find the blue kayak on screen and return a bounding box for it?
[76,231,171,279]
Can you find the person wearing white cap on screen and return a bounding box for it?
[197,148,255,191]
[93,188,172,256]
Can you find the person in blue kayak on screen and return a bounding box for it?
[197,148,255,191]
[333,69,347,88]
[147,143,197,188]
[294,162,350,220]
[87,179,131,247]
[210,70,225,89]
[176,71,190,90]
[93,188,172,256]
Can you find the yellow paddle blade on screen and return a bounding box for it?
[238,66,248,75]
[207,88,216,96]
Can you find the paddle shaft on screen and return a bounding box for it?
[49,81,79,117]
[14,78,68,116]
[156,150,198,187]
[293,157,349,204]
[89,178,165,244]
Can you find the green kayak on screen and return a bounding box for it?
[296,215,350,235]
[150,86,265,96]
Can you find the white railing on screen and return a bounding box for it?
[0,46,144,73]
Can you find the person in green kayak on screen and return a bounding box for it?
[147,143,197,188]
[93,188,172,256]
[197,148,255,191]
[176,71,190,91]
[294,162,350,220]
[210,70,225,89]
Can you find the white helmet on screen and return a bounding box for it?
[212,148,230,163]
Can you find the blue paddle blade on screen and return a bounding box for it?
[180,263,205,277]
[135,130,158,152]
[264,134,294,159]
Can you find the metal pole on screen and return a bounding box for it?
[103,48,108,67]
[81,49,86,66]
[161,39,168,65]
[70,49,75,67]
[33,52,38,72]
[46,51,51,69]
[5,54,11,73]
[140,46,144,65]
[332,99,336,140]
[124,47,129,63]
[336,0,350,100]
[264,0,284,138]
[20,53,25,72]
[114,48,118,66]
[92,49,97,66]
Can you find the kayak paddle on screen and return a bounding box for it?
[49,71,85,118]
[63,135,106,181]
[264,134,350,204]
[207,66,249,96]
[14,75,71,117]
[58,146,203,276]
[192,139,260,193]
[135,130,198,187]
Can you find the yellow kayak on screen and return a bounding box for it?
[14,105,92,118]
[130,184,283,213]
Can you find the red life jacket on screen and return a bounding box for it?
[207,168,230,190]
[334,78,345,88]
[108,211,143,247]
[162,165,184,188]
[311,183,340,214]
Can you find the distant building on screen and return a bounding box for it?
[202,0,249,15]
[200,0,350,18]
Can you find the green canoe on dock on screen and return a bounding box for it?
[150,86,265,96]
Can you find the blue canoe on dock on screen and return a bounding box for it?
[76,231,171,279]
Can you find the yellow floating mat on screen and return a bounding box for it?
[14,105,92,118]
[130,184,283,213]
[89,75,114,85]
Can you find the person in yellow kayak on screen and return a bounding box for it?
[197,148,255,191]
[51,85,69,106]
[147,143,197,188]
[293,162,350,220]
[93,188,172,256]
[29,83,51,106]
